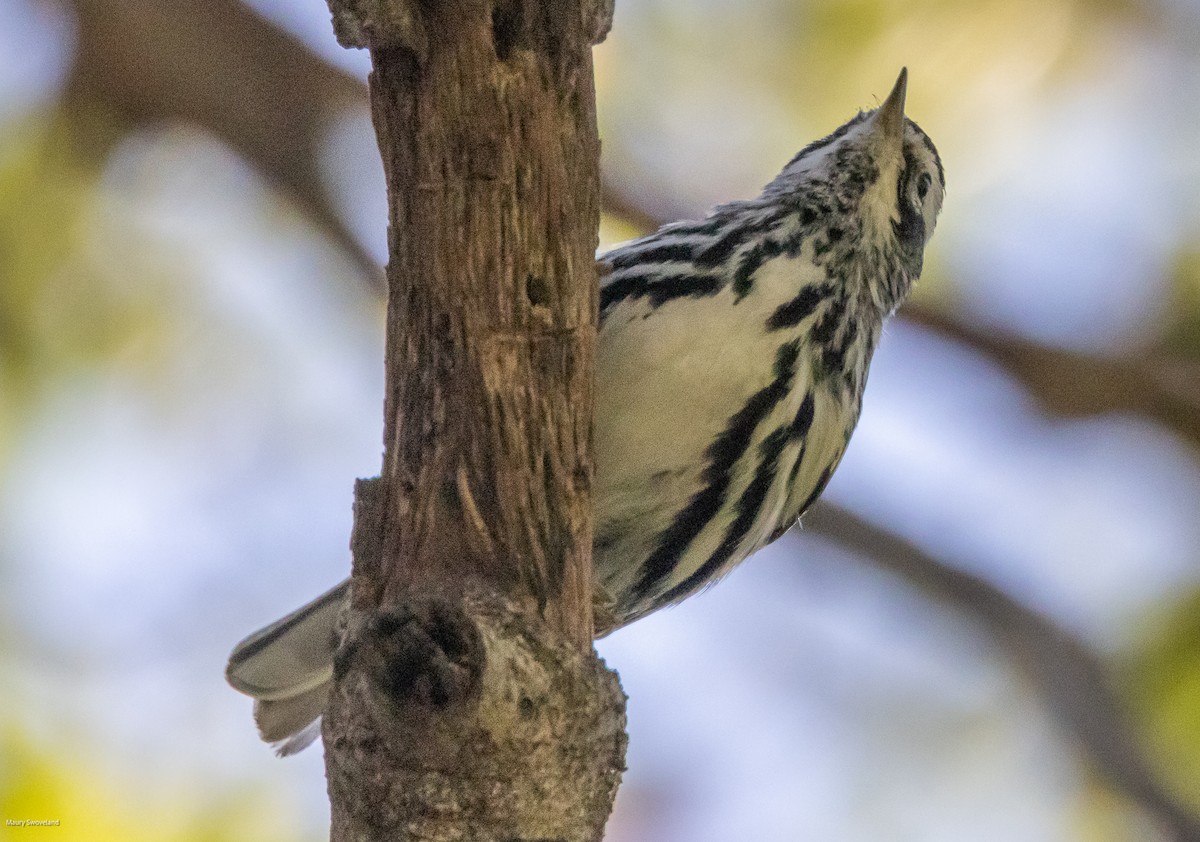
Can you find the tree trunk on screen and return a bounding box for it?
[320,1,624,840]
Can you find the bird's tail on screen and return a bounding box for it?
[225,579,351,755]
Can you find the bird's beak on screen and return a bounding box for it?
[872,68,908,152]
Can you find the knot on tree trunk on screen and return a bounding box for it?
[336,597,487,709]
[325,580,627,841]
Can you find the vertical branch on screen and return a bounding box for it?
[322,1,624,841]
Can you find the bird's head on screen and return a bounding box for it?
[766,69,945,308]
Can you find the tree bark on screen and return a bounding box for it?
[320,1,624,840]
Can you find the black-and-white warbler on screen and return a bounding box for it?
[227,69,945,753]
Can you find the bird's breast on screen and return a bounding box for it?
[592,252,869,619]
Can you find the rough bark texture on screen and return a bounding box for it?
[322,1,625,840]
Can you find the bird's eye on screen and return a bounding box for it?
[916,172,932,200]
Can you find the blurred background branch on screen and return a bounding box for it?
[801,503,1200,842]
[64,0,378,281]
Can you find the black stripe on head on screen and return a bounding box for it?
[784,112,870,170]
[906,118,944,190]
[893,147,926,269]
[631,340,802,601]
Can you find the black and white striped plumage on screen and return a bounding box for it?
[595,70,943,623]
[227,70,945,753]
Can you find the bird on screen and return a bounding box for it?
[226,68,945,754]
